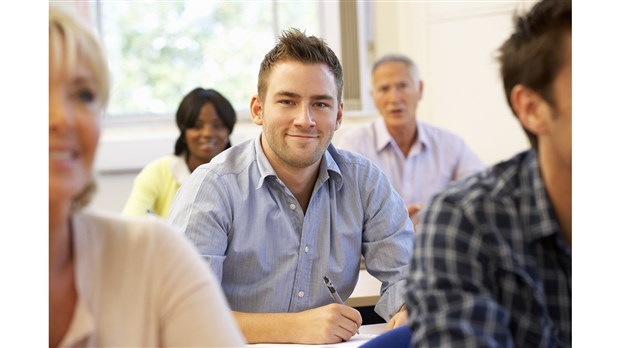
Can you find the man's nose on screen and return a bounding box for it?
[294,104,316,127]
[387,86,402,103]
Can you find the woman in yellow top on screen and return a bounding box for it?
[122,87,236,218]
[49,5,244,347]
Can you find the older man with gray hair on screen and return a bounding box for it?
[337,54,484,226]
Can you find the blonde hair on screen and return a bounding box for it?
[49,4,110,106]
[50,5,109,209]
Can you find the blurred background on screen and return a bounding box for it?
[55,0,535,212]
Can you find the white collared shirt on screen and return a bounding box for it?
[337,119,485,206]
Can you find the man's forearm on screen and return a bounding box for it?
[232,304,362,344]
[232,311,297,344]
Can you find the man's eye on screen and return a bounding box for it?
[315,102,329,108]
[278,100,293,105]
[77,89,96,103]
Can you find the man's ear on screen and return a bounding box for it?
[335,102,344,130]
[250,95,264,126]
[418,80,424,99]
[510,84,551,137]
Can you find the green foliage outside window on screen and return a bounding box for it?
[99,1,319,118]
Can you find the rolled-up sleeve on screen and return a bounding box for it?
[361,164,415,320]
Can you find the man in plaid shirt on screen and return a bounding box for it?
[405,0,572,346]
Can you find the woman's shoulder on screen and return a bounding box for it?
[74,209,185,251]
[134,155,183,184]
[141,155,179,172]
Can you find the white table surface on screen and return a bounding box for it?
[248,324,386,347]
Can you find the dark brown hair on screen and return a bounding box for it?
[498,0,571,148]
[174,87,236,156]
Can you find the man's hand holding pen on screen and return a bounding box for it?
[289,304,362,344]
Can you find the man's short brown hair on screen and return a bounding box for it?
[257,28,343,103]
[498,0,571,148]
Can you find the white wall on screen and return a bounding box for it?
[92,1,532,213]
[371,1,530,165]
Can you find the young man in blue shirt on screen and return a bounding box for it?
[169,28,413,344]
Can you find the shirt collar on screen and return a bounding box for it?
[58,296,94,347]
[373,119,429,155]
[253,135,343,191]
[254,135,277,189]
[170,155,190,184]
[520,150,565,248]
[323,144,344,190]
[59,212,96,347]
[416,121,431,151]
[373,119,393,152]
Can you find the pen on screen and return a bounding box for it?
[323,276,344,303]
[323,275,359,334]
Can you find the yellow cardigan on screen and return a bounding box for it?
[122,155,189,219]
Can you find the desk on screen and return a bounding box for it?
[248,324,386,347]
[359,323,386,335]
[345,270,381,308]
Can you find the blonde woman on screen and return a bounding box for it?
[49,5,245,347]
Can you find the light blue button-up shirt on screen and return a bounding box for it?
[168,136,414,320]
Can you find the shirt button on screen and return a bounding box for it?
[298,291,305,298]
[289,203,296,210]
[304,246,309,253]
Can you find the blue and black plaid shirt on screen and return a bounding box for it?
[406,150,571,347]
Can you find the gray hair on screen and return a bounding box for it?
[372,54,422,86]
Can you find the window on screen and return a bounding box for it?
[55,1,373,172]
[104,1,322,120]
[74,1,326,121]
[61,1,372,124]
